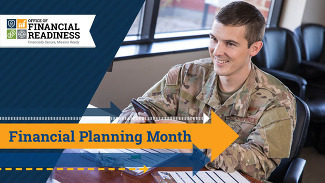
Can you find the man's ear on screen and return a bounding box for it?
[250,41,263,57]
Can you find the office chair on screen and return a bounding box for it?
[253,27,325,154]
[294,24,325,87]
[268,97,310,183]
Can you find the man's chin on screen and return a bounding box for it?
[213,69,225,76]
[213,66,231,76]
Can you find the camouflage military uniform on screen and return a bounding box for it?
[117,58,296,181]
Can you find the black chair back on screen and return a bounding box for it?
[294,24,325,84]
[263,28,302,73]
[295,24,325,63]
[268,97,310,182]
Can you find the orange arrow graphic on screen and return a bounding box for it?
[0,111,238,162]
[139,165,149,173]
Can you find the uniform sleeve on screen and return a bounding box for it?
[206,99,297,180]
[116,65,184,123]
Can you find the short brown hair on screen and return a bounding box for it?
[215,1,265,47]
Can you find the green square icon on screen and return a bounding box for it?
[7,29,16,39]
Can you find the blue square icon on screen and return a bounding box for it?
[7,19,16,29]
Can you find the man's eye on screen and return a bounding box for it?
[210,37,217,42]
[227,42,236,47]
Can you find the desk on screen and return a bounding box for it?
[54,149,262,183]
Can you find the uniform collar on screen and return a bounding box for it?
[196,63,258,117]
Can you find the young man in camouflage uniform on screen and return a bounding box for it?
[116,1,296,181]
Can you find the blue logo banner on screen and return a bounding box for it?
[0,0,144,182]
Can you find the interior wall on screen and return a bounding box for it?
[302,0,325,26]
[90,50,210,109]
[279,0,307,30]
[279,0,325,30]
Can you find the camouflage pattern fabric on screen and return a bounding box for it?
[116,58,296,181]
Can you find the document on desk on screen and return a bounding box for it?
[159,170,250,183]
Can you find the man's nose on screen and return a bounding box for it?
[213,43,225,56]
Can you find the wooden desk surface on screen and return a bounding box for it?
[54,149,262,183]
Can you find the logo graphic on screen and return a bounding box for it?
[7,19,27,39]
[17,30,27,39]
[17,19,27,29]
[7,19,16,28]
[7,30,16,39]
[7,19,18,39]
[1,15,95,47]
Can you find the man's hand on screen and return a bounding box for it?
[130,112,147,123]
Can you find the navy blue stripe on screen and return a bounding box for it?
[0,0,144,182]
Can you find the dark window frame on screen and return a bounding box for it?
[267,0,284,27]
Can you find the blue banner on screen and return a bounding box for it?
[0,0,144,182]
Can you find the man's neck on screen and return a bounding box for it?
[218,64,252,93]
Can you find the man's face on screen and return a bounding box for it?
[209,21,260,78]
